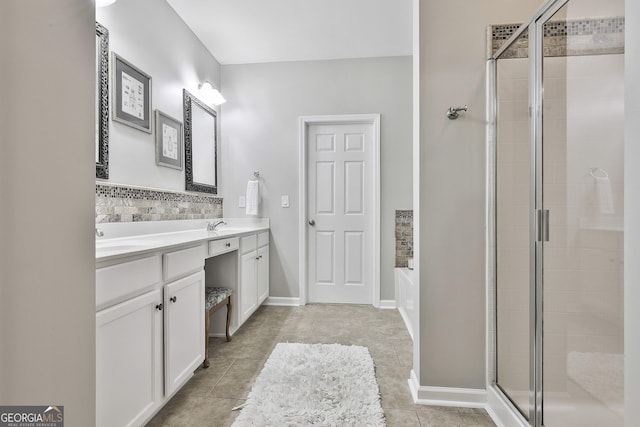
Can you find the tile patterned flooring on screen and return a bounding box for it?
[147,304,495,426]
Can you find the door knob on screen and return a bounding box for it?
[308,219,315,226]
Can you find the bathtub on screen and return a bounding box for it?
[394,267,415,340]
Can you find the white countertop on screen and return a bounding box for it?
[96,218,269,263]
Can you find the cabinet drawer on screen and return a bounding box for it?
[163,245,206,282]
[240,234,257,254]
[257,231,269,248]
[208,237,239,257]
[96,255,161,310]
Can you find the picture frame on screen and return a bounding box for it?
[95,21,109,179]
[112,52,152,133]
[155,110,183,170]
[184,89,218,194]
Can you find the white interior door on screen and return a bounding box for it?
[307,122,374,304]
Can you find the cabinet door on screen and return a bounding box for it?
[257,245,269,304]
[164,271,205,396]
[240,251,257,322]
[96,289,163,427]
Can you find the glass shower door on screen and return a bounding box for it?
[539,1,625,426]
[493,1,625,425]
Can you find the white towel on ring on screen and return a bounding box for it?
[595,176,614,214]
[246,180,259,215]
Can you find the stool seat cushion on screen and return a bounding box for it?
[205,287,233,311]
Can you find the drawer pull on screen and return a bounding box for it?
[225,242,231,247]
[170,296,177,303]
[155,303,163,311]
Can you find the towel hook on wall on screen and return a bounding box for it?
[447,105,468,120]
[253,171,260,179]
[589,167,608,179]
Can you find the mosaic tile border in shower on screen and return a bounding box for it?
[491,16,625,58]
[395,210,413,268]
[96,183,223,223]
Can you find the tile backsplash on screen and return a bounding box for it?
[96,183,223,223]
[395,210,413,268]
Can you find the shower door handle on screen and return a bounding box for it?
[537,209,550,242]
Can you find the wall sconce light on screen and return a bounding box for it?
[96,0,117,7]
[198,81,226,106]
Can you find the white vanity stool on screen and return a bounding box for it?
[203,286,233,368]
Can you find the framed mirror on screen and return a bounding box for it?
[96,22,109,179]
[183,89,217,194]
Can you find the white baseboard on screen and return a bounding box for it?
[208,332,228,338]
[263,296,301,306]
[379,299,397,309]
[398,307,414,340]
[208,324,239,338]
[408,370,487,408]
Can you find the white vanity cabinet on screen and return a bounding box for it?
[96,256,164,427]
[239,231,269,323]
[240,249,258,321]
[96,287,163,427]
[257,244,269,302]
[163,271,205,396]
[95,222,269,426]
[96,245,205,427]
[162,245,206,397]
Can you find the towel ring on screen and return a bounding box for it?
[589,167,608,179]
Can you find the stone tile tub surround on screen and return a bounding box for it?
[96,183,223,223]
[395,210,413,268]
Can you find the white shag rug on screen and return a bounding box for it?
[232,343,386,426]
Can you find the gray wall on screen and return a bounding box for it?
[625,0,639,424]
[220,57,413,301]
[0,1,96,425]
[97,0,221,191]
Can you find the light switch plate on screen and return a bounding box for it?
[238,196,246,208]
[281,195,290,208]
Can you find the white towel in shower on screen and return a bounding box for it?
[246,180,259,215]
[595,175,614,214]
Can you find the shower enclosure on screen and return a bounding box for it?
[488,0,624,426]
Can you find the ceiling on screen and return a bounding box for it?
[166,0,413,65]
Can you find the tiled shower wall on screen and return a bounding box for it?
[491,17,625,58]
[96,183,223,223]
[395,210,413,267]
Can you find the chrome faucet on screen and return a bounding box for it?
[95,227,104,238]
[207,220,227,232]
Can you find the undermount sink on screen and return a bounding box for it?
[210,227,247,235]
[96,239,160,252]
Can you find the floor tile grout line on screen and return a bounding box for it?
[203,356,238,398]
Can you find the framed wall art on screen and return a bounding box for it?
[155,110,183,170]
[112,53,152,133]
